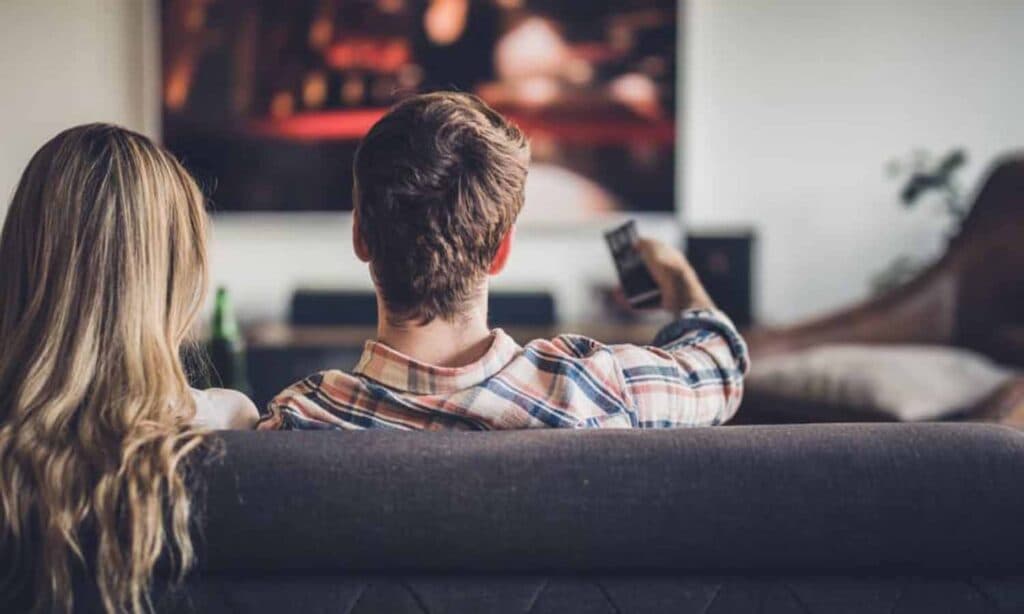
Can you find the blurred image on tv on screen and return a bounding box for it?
[162,0,677,221]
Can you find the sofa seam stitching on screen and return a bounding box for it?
[525,578,550,614]
[593,579,623,614]
[697,581,724,614]
[398,578,432,614]
[344,582,371,614]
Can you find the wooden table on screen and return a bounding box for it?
[246,321,666,349]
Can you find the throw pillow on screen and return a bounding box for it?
[746,344,1016,422]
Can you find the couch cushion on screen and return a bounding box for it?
[195,424,1024,574]
[746,344,1015,421]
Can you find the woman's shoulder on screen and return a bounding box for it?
[190,387,259,430]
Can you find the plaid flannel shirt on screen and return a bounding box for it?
[257,309,749,431]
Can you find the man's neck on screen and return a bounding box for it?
[376,294,493,368]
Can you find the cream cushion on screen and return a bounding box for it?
[747,344,1016,421]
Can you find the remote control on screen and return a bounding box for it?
[604,220,662,309]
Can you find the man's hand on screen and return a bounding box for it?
[635,238,716,313]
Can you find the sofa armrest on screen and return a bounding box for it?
[744,267,958,358]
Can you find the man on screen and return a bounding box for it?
[258,92,748,431]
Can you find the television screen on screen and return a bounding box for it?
[161,0,678,221]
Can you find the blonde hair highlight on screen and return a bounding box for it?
[0,124,211,613]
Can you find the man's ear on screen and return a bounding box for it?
[489,226,515,275]
[352,207,371,263]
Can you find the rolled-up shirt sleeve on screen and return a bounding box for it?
[612,309,749,427]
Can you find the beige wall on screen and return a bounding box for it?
[0,0,154,213]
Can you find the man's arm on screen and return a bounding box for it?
[612,238,749,427]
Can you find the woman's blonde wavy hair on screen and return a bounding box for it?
[0,124,210,613]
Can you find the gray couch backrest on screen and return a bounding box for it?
[197,423,1024,574]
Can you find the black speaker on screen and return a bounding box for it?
[487,292,556,326]
[290,289,556,327]
[291,290,378,325]
[685,230,755,327]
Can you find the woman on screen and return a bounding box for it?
[0,124,257,613]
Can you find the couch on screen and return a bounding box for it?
[135,423,1024,613]
[744,156,1024,363]
[741,156,1024,424]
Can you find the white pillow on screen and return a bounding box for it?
[747,344,1016,421]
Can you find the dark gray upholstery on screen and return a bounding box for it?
[154,424,1024,613]
[12,423,1015,612]
[165,574,1024,613]
[199,424,1024,572]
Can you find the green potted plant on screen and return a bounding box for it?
[870,148,968,295]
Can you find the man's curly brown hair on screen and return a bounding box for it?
[354,92,530,324]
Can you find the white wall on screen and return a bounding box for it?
[0,0,677,324]
[205,213,681,323]
[685,0,1024,323]
[2,1,1023,325]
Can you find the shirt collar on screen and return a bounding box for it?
[353,329,521,395]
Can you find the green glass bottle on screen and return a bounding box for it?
[207,286,251,395]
